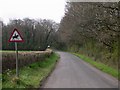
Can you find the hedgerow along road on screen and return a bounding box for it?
[42,51,118,88]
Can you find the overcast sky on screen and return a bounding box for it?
[0,0,66,24]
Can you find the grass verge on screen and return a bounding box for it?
[73,53,119,79]
[2,53,59,88]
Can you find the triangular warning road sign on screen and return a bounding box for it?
[9,28,24,42]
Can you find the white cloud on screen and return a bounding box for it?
[0,0,66,24]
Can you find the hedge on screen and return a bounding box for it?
[2,49,53,72]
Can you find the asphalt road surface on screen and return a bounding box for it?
[43,51,118,88]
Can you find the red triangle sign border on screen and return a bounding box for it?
[9,28,24,42]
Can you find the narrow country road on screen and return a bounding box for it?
[42,51,118,88]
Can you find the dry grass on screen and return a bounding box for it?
[2,49,53,72]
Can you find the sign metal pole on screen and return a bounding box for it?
[15,42,19,77]
[9,28,24,78]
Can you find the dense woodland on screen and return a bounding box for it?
[58,2,120,68]
[1,2,120,68]
[2,18,59,51]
